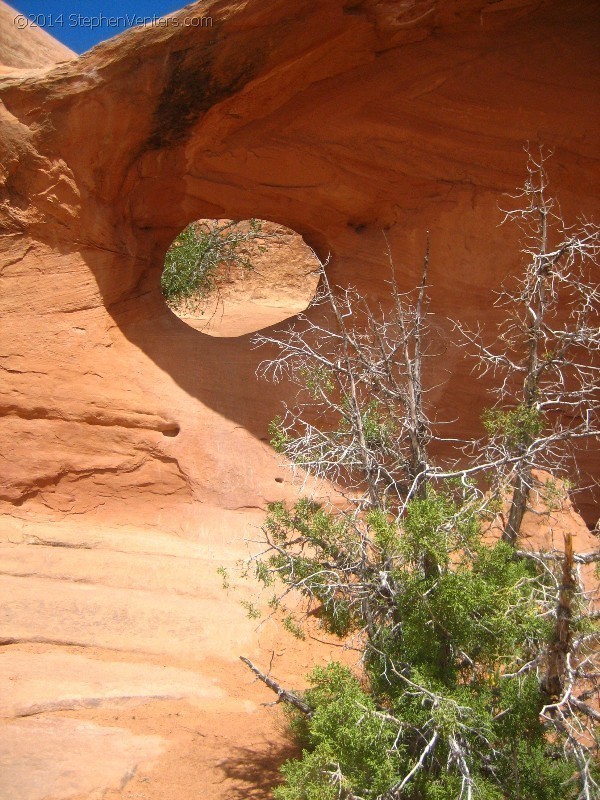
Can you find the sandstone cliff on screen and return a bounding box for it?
[0,1,598,797]
[0,0,598,527]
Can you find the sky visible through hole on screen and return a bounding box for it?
[9,0,189,53]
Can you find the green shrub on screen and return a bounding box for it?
[251,490,596,800]
[161,218,265,309]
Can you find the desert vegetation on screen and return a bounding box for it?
[161,218,269,312]
[161,218,322,336]
[233,152,600,800]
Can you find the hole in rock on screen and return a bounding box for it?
[161,425,180,437]
[161,219,321,337]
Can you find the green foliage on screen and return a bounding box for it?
[161,218,264,309]
[260,499,361,637]
[283,614,306,640]
[482,404,544,452]
[254,492,584,800]
[275,663,401,800]
[538,476,573,512]
[366,508,400,557]
[299,365,336,400]
[358,399,397,449]
[216,565,230,591]
[242,160,599,798]
[273,657,574,800]
[399,488,478,571]
[240,600,261,620]
[269,415,289,454]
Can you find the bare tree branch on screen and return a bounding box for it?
[239,656,313,717]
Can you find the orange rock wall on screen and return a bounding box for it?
[0,0,74,71]
[0,0,598,527]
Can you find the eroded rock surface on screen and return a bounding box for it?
[0,1,74,72]
[0,0,598,525]
[0,0,598,797]
[1,717,164,800]
[0,512,338,799]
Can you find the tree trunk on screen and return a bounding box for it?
[542,533,575,699]
[502,470,530,546]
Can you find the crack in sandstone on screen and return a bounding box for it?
[7,693,186,719]
[3,535,207,561]
[25,538,93,549]
[0,404,180,435]
[0,568,217,598]
[0,637,165,659]
[4,452,191,507]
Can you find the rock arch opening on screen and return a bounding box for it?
[160,218,321,337]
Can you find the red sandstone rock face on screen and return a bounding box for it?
[0,1,74,72]
[0,1,598,797]
[0,0,597,527]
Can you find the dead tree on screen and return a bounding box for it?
[253,238,445,517]
[459,147,600,544]
[244,205,599,799]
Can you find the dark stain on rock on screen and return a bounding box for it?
[147,39,261,150]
